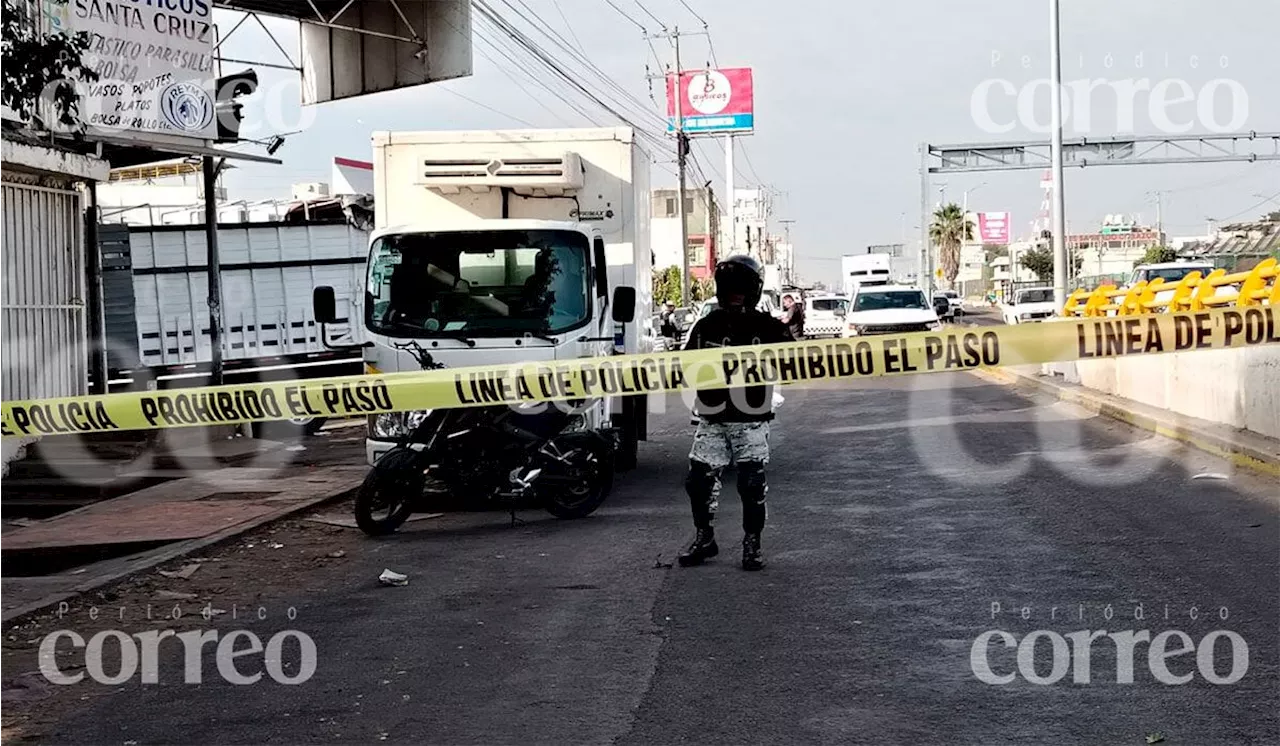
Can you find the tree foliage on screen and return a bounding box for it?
[651,265,715,306]
[1019,245,1083,282]
[692,277,715,303]
[1134,245,1179,267]
[929,203,973,289]
[652,265,683,307]
[1,0,99,128]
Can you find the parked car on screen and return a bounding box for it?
[942,289,966,316]
[803,293,849,338]
[932,292,957,321]
[1002,286,1057,324]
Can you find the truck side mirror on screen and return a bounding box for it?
[313,285,337,324]
[611,286,636,323]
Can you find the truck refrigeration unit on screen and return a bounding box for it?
[313,127,654,469]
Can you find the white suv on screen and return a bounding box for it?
[843,286,943,337]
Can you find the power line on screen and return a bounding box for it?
[674,0,707,25]
[475,1,671,155]
[602,0,646,31]
[494,0,667,132]
[631,0,666,30]
[1211,190,1280,224]
[437,85,539,127]
[737,142,763,184]
[550,0,585,52]
[471,16,603,125]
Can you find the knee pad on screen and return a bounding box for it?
[686,460,721,495]
[737,461,767,495]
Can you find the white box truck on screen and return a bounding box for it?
[312,127,653,468]
[841,253,893,296]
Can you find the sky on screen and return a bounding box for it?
[216,0,1280,282]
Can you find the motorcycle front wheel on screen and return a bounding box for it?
[541,438,615,520]
[354,447,424,536]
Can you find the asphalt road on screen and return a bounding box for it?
[19,373,1280,745]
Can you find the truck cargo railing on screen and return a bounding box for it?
[1062,257,1277,317]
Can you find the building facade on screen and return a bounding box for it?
[651,187,719,279]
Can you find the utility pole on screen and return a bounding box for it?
[671,28,692,305]
[1048,0,1069,309]
[1151,190,1165,242]
[646,26,712,305]
[779,218,795,285]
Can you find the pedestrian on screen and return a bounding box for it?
[659,301,680,346]
[780,292,805,339]
[678,255,794,571]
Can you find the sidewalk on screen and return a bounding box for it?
[1,427,368,623]
[974,365,1280,476]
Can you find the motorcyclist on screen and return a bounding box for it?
[678,254,794,571]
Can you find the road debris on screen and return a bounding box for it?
[378,569,409,587]
[1191,472,1229,481]
[305,513,443,529]
[326,550,346,558]
[157,563,201,580]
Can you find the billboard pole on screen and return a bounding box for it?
[725,133,735,256]
[673,29,692,307]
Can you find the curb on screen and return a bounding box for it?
[0,477,361,624]
[972,366,1280,477]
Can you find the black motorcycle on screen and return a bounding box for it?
[353,342,618,536]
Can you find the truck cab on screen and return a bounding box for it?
[1002,286,1057,324]
[314,128,651,469]
[1127,261,1216,288]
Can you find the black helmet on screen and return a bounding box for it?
[713,254,764,309]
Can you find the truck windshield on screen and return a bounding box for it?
[1015,289,1054,304]
[853,291,927,311]
[811,298,847,312]
[365,229,591,338]
[1130,265,1213,285]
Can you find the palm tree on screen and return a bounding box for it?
[929,203,974,289]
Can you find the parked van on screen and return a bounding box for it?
[803,293,849,338]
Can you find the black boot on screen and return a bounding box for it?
[678,528,719,567]
[741,533,764,571]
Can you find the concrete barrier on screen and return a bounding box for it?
[1043,346,1280,440]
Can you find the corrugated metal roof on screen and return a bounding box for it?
[1182,219,1280,257]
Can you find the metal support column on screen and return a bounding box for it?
[84,181,108,395]
[202,156,224,386]
[1048,0,1069,308]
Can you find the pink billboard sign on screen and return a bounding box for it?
[977,212,1011,244]
[666,67,755,135]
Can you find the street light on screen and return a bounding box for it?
[962,182,987,216]
[1048,0,1069,309]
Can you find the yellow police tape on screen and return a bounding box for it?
[3,306,1277,438]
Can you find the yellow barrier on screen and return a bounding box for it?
[2,307,1277,439]
[1063,257,1279,317]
